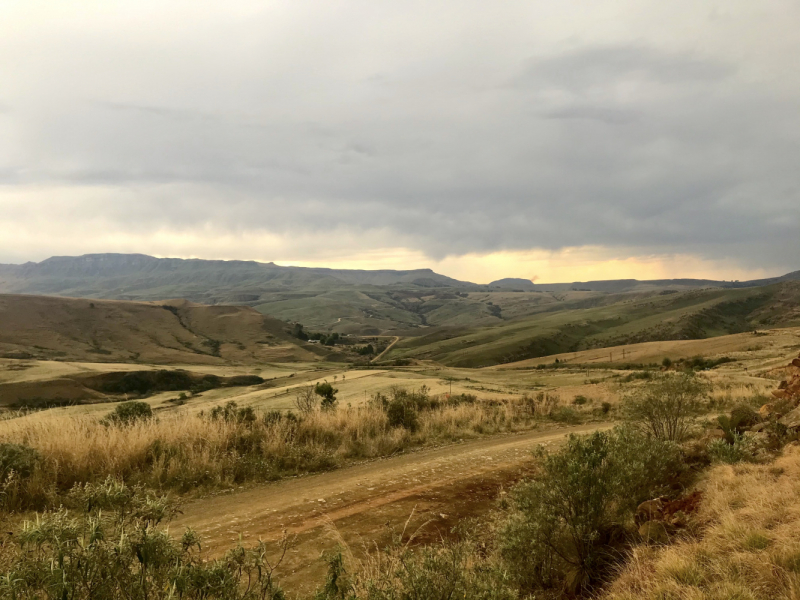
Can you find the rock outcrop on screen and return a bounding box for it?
[760,352,800,427]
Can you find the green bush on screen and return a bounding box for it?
[372,386,437,430]
[0,443,40,480]
[623,374,707,441]
[210,401,257,425]
[548,406,582,424]
[315,382,339,410]
[0,479,289,600]
[385,399,419,431]
[729,404,760,430]
[573,395,588,406]
[499,427,681,594]
[708,434,759,464]
[103,401,153,426]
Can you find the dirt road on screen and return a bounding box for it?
[171,422,608,594]
[372,336,400,362]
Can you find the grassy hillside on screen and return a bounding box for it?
[386,282,800,367]
[0,294,324,365]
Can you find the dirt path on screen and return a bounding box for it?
[372,336,400,363]
[171,423,608,594]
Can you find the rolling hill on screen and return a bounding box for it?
[385,282,800,367]
[0,294,325,365]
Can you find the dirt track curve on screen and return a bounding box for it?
[171,423,609,594]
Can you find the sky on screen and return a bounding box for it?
[1,1,798,284]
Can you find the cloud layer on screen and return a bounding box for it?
[1,1,798,280]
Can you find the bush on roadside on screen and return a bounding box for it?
[499,427,681,594]
[548,406,582,424]
[0,478,289,600]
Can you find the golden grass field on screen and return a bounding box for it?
[602,445,800,600]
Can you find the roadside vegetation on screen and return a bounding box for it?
[0,351,797,599]
[0,383,604,512]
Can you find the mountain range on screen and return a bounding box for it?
[1,254,798,337]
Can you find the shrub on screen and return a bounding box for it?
[209,401,257,425]
[548,406,582,424]
[679,355,735,371]
[623,374,707,441]
[315,382,339,410]
[573,395,588,406]
[708,434,759,464]
[385,400,419,431]
[373,387,437,432]
[0,443,40,480]
[499,427,681,594]
[99,370,196,395]
[601,401,612,415]
[103,401,153,426]
[729,403,760,430]
[294,386,318,414]
[662,357,673,368]
[1,479,289,600]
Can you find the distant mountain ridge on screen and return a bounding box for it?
[489,271,800,292]
[0,253,470,303]
[0,254,797,336]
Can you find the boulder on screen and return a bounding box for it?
[639,521,670,544]
[636,498,664,523]
[780,406,800,430]
[669,510,688,528]
[760,403,780,419]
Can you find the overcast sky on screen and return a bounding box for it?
[1,1,798,283]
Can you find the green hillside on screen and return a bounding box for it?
[385,282,800,367]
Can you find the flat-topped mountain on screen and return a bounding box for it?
[0,253,469,302]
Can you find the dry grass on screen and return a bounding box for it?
[602,445,800,600]
[0,394,553,510]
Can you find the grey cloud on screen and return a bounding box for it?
[515,45,735,92]
[0,1,798,274]
[545,105,642,124]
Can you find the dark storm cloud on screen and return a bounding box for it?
[0,1,799,272]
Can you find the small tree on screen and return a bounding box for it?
[623,373,707,441]
[315,382,339,411]
[294,386,318,414]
